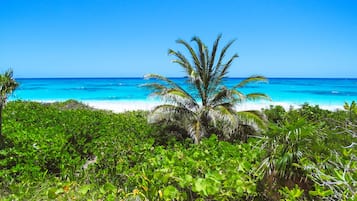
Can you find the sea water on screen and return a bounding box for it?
[10,78,357,107]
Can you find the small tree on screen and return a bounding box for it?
[0,69,19,148]
[144,35,269,143]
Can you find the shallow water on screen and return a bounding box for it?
[11,77,357,106]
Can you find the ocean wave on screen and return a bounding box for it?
[19,87,47,90]
[62,87,116,91]
[285,90,357,96]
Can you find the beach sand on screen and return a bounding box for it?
[83,100,343,113]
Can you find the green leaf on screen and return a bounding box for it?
[193,178,208,196]
[104,182,116,193]
[179,174,193,188]
[79,184,91,195]
[55,188,64,195]
[163,185,179,199]
[47,188,58,199]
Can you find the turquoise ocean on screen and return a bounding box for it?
[10,78,357,107]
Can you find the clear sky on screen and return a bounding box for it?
[1,0,356,78]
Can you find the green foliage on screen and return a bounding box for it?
[260,117,322,179]
[0,101,355,200]
[344,100,357,121]
[118,135,262,200]
[260,103,356,200]
[264,105,286,124]
[278,185,304,201]
[0,101,264,200]
[0,100,108,180]
[301,148,356,200]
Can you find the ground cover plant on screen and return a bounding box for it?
[0,100,355,200]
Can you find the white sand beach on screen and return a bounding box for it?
[83,100,344,113]
[84,100,160,113]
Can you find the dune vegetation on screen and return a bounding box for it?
[0,36,356,200]
[0,100,355,200]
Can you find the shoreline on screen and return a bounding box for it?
[81,100,344,113]
[10,99,345,113]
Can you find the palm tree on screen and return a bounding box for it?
[344,101,357,121]
[144,35,269,143]
[0,69,19,148]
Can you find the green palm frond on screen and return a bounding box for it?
[0,69,19,104]
[208,34,222,74]
[152,104,203,144]
[237,110,267,130]
[176,39,201,70]
[343,102,349,110]
[162,89,198,109]
[144,74,180,88]
[246,93,271,101]
[234,75,268,89]
[211,54,238,89]
[192,36,207,76]
[230,89,247,103]
[149,104,193,123]
[212,105,238,125]
[209,87,231,105]
[168,49,195,78]
[154,89,197,109]
[344,101,357,120]
[141,82,166,93]
[214,39,236,74]
[144,74,196,101]
[218,53,239,79]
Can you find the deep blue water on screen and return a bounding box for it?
[10,78,357,106]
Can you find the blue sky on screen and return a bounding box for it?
[1,0,356,78]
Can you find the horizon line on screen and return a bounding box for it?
[14,76,357,79]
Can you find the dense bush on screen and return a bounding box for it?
[0,101,355,200]
[260,104,356,200]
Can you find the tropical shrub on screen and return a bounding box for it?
[344,101,357,122]
[258,118,319,199]
[259,104,356,200]
[91,135,263,200]
[301,149,356,200]
[1,101,356,200]
[263,105,287,124]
